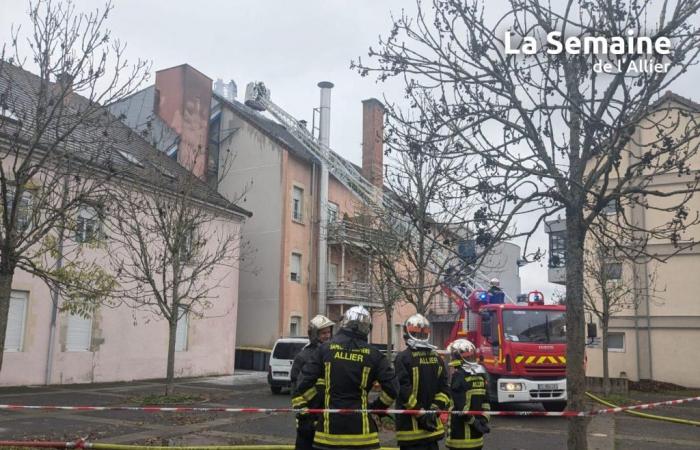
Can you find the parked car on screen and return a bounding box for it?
[267,337,309,394]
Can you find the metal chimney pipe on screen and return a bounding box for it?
[317,81,333,317]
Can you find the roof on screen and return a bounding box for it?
[213,92,317,163]
[0,63,251,219]
[650,91,700,113]
[108,85,180,153]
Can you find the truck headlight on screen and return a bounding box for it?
[500,382,524,392]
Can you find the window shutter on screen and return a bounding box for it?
[66,314,92,351]
[175,308,188,351]
[5,291,28,352]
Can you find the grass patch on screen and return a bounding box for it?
[132,393,207,405]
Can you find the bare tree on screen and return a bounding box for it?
[355,1,700,447]
[357,107,470,316]
[0,0,148,373]
[106,150,248,395]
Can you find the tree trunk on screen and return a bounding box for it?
[0,270,15,373]
[565,211,590,450]
[165,318,178,396]
[602,314,610,396]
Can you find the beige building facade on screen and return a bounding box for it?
[547,93,700,388]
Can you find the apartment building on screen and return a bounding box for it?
[1,64,251,386]
[545,92,700,388]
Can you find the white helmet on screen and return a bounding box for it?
[308,315,334,344]
[403,314,431,347]
[490,278,500,287]
[447,338,477,362]
[341,306,372,336]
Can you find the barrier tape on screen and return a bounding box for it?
[0,395,698,417]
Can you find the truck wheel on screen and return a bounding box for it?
[543,401,567,412]
[270,385,282,395]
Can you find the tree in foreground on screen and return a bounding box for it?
[0,0,148,373]
[106,150,248,395]
[355,1,700,448]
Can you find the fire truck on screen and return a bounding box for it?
[443,286,568,411]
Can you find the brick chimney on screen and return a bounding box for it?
[154,64,212,180]
[361,98,384,188]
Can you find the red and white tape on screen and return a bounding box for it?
[0,395,698,417]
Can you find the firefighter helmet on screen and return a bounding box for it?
[341,306,372,336]
[448,338,477,362]
[403,314,431,345]
[490,278,500,287]
[308,314,334,344]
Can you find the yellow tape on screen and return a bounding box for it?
[585,391,700,427]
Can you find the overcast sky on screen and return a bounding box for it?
[3,0,698,300]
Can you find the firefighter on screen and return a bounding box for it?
[394,314,450,450]
[292,305,398,449]
[488,278,502,295]
[446,339,491,450]
[291,314,335,450]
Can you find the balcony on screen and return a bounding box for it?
[427,296,460,323]
[326,281,381,307]
[327,219,394,249]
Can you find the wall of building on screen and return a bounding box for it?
[584,98,700,388]
[2,216,241,386]
[217,107,284,349]
[281,153,315,338]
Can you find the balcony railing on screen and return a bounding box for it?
[326,281,381,307]
[327,220,394,248]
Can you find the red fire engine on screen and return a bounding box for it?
[443,286,568,411]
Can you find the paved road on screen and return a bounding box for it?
[0,374,696,449]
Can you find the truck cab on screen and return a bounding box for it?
[475,296,567,411]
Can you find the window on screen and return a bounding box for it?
[5,291,28,352]
[1,106,19,123]
[7,185,33,231]
[290,315,301,337]
[177,227,195,263]
[175,307,188,351]
[116,149,144,167]
[328,202,339,223]
[75,206,102,243]
[602,198,618,215]
[549,231,566,268]
[607,332,625,352]
[292,186,304,222]
[604,262,622,280]
[290,252,302,283]
[66,314,92,352]
[328,264,338,284]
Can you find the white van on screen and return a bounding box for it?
[267,337,309,394]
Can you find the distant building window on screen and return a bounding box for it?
[175,307,188,352]
[604,262,622,280]
[292,186,304,222]
[290,315,301,337]
[66,313,92,352]
[602,199,618,215]
[328,202,339,223]
[549,231,566,268]
[290,252,302,283]
[75,206,102,243]
[607,332,625,352]
[5,291,28,352]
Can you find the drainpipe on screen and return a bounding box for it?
[317,81,333,317]
[309,162,317,319]
[45,178,68,385]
